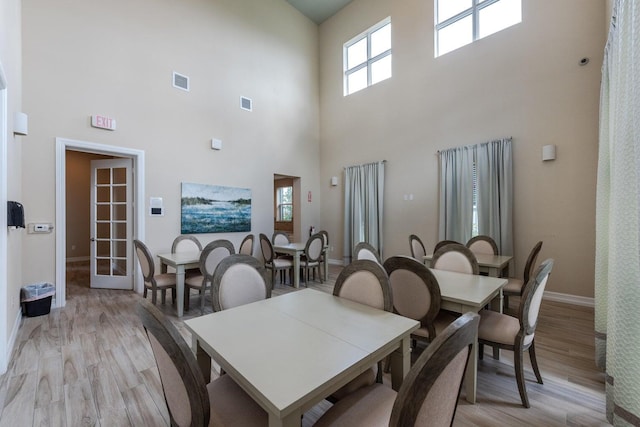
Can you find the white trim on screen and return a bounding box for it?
[543,290,594,308]
[5,307,22,371]
[55,138,145,309]
[66,256,90,263]
[0,61,8,373]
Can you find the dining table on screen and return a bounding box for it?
[424,252,513,277]
[157,251,201,317]
[429,268,507,403]
[184,288,419,427]
[273,242,329,288]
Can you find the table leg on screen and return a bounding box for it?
[195,340,212,383]
[490,290,503,360]
[269,410,301,427]
[465,329,479,403]
[389,336,412,391]
[293,252,300,289]
[323,247,329,282]
[176,265,185,317]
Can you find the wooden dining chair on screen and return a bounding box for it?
[133,239,177,306]
[503,241,543,310]
[330,259,392,400]
[431,243,479,275]
[409,234,427,261]
[238,233,255,256]
[184,239,235,314]
[259,233,293,289]
[433,239,461,253]
[301,233,324,285]
[318,230,330,278]
[136,299,267,426]
[353,241,382,264]
[466,234,499,255]
[314,312,479,427]
[478,258,554,408]
[211,254,270,312]
[171,235,202,277]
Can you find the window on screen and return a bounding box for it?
[435,0,521,57]
[276,186,293,222]
[344,18,392,96]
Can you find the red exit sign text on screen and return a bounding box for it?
[91,115,117,131]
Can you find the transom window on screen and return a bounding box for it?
[435,0,521,57]
[344,18,392,96]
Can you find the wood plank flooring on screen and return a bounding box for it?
[0,262,609,426]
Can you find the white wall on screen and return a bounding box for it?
[319,0,607,298]
[21,0,320,287]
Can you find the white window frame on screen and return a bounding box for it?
[343,17,392,96]
[435,0,520,57]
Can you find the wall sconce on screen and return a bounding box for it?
[13,112,28,136]
[330,176,338,186]
[542,144,556,161]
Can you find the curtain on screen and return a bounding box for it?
[476,138,513,255]
[438,145,475,244]
[343,161,385,264]
[595,1,640,425]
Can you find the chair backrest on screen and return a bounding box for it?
[199,239,235,280]
[383,256,441,340]
[466,235,499,255]
[238,234,255,256]
[389,312,479,427]
[431,243,479,275]
[211,254,270,312]
[319,230,329,248]
[409,234,427,261]
[304,233,324,262]
[433,240,461,253]
[333,259,392,311]
[272,231,290,246]
[133,239,155,281]
[171,235,202,254]
[353,241,382,264]
[136,300,210,426]
[518,258,554,346]
[522,241,543,284]
[259,233,275,263]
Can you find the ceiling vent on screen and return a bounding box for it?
[240,96,252,112]
[173,72,190,91]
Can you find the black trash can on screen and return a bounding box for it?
[20,283,55,317]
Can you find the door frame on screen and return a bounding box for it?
[55,137,145,308]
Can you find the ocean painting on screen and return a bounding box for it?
[181,183,251,234]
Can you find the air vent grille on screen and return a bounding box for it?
[173,72,190,91]
[240,96,252,111]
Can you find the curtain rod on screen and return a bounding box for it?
[436,136,513,154]
[343,160,387,169]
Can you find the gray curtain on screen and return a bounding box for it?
[438,146,474,243]
[476,138,513,255]
[343,161,385,264]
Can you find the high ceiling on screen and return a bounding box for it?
[286,0,353,24]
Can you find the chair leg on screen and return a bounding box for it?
[161,289,166,304]
[479,343,484,360]
[151,290,157,305]
[143,288,148,298]
[200,287,206,315]
[504,295,510,310]
[514,343,530,408]
[376,361,383,383]
[184,288,190,312]
[172,288,176,306]
[529,340,543,384]
[271,269,276,290]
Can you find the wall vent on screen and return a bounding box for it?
[173,72,190,91]
[240,96,252,111]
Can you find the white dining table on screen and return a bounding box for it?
[157,251,200,317]
[429,268,507,403]
[424,252,513,277]
[273,242,329,288]
[184,289,419,427]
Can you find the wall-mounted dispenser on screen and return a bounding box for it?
[7,201,25,228]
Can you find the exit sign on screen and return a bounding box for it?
[91,115,117,131]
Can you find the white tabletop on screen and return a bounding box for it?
[429,268,507,308]
[157,251,201,266]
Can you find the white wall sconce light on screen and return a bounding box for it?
[542,144,556,161]
[330,176,338,186]
[13,112,28,136]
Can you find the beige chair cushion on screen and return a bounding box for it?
[357,250,380,263]
[185,275,205,288]
[315,383,395,427]
[273,258,293,268]
[207,374,267,426]
[389,269,430,320]
[503,277,524,294]
[150,273,177,288]
[478,309,533,346]
[468,240,495,255]
[339,271,385,310]
[330,366,376,401]
[433,252,474,274]
[412,311,458,340]
[218,264,266,310]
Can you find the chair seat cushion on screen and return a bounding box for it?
[315,383,396,427]
[185,275,205,288]
[207,374,267,426]
[149,273,176,288]
[273,258,293,268]
[411,311,458,341]
[478,309,519,346]
[330,366,376,401]
[503,277,524,294]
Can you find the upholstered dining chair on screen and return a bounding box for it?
[313,312,479,427]
[184,239,235,314]
[301,233,324,285]
[136,300,267,426]
[330,259,392,400]
[318,230,330,278]
[171,235,203,277]
[211,254,270,312]
[409,234,427,262]
[134,239,176,306]
[431,243,479,275]
[466,235,499,255]
[271,231,290,246]
[238,234,255,256]
[503,241,543,310]
[478,258,554,408]
[353,241,382,264]
[259,233,293,289]
[433,239,461,254]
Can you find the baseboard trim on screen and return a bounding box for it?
[544,291,594,307]
[1,308,22,374]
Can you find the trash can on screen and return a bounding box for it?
[20,283,55,317]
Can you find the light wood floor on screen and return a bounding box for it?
[0,262,609,426]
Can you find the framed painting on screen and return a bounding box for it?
[181,183,251,233]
